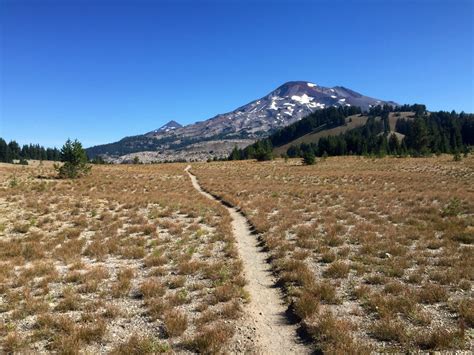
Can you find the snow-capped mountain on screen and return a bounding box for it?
[145,81,396,141]
[86,81,397,161]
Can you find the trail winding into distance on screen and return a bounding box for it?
[185,165,310,354]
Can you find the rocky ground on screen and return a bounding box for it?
[107,139,254,164]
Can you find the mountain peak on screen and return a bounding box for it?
[273,81,317,95]
[162,120,182,128]
[150,120,182,134]
[87,81,397,161]
[279,80,317,87]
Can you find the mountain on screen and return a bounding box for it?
[86,81,397,162]
[147,120,182,135]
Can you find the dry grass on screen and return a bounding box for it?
[1,156,472,352]
[0,162,244,353]
[193,155,474,352]
[189,322,235,353]
[110,334,169,354]
[163,310,188,337]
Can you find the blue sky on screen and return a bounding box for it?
[1,0,473,148]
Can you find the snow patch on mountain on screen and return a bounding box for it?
[291,94,313,104]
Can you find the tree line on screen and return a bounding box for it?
[288,109,472,159]
[229,104,474,161]
[229,105,362,161]
[269,105,362,147]
[0,138,61,163]
[1,137,92,179]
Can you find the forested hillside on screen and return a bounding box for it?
[229,105,474,160]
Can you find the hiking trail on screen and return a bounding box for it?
[185,165,310,354]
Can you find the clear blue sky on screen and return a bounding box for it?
[1,0,473,148]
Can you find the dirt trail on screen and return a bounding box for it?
[185,166,310,354]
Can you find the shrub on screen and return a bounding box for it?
[110,334,169,355]
[139,279,165,298]
[417,283,448,304]
[294,290,319,319]
[369,317,407,342]
[145,298,169,320]
[213,283,238,303]
[306,311,366,352]
[111,268,134,298]
[2,332,25,353]
[456,298,474,327]
[414,327,465,350]
[163,310,187,337]
[441,197,462,217]
[323,261,350,278]
[190,322,234,353]
[55,288,81,312]
[311,281,338,304]
[77,318,107,343]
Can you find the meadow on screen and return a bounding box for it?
[0,162,246,353]
[0,155,473,353]
[193,155,473,352]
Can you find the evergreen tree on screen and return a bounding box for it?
[302,150,316,165]
[287,145,301,158]
[229,146,241,160]
[377,135,388,157]
[382,111,390,134]
[0,138,12,163]
[57,139,91,178]
[8,141,21,159]
[410,117,429,155]
[253,139,273,161]
[388,133,400,155]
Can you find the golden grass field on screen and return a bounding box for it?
[0,162,245,353]
[193,155,473,352]
[1,155,473,353]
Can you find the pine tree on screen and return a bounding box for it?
[254,139,273,161]
[382,112,390,134]
[302,150,316,165]
[388,133,400,155]
[8,141,21,160]
[0,138,12,163]
[410,117,429,155]
[57,139,91,178]
[229,146,241,160]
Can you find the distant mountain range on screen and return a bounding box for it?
[86,81,397,162]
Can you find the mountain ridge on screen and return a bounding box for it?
[86,81,397,162]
